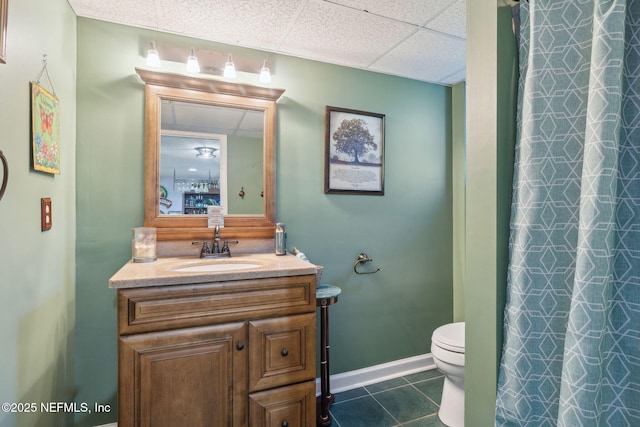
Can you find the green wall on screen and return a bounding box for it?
[465,1,517,425]
[75,18,454,425]
[74,19,147,427]
[278,58,454,373]
[452,83,466,322]
[0,0,77,426]
[227,134,263,215]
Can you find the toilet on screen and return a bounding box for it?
[431,322,465,427]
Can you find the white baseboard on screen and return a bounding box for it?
[316,353,436,395]
[97,354,436,427]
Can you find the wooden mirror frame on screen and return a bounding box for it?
[136,68,285,240]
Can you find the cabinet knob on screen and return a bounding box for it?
[281,421,289,427]
[236,342,245,351]
[281,349,289,357]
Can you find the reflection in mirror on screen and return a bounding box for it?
[136,67,285,240]
[160,130,224,215]
[159,100,265,217]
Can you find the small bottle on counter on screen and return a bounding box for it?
[275,223,286,255]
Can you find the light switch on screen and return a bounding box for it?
[41,198,52,231]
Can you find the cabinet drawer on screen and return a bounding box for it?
[249,381,316,427]
[118,275,315,335]
[249,313,316,392]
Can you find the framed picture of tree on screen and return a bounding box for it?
[325,106,385,195]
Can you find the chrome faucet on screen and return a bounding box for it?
[192,226,238,258]
[212,225,222,254]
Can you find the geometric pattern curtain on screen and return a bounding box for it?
[495,1,640,426]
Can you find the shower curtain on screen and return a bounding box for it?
[495,1,640,426]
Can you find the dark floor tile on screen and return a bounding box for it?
[334,387,369,403]
[404,369,444,384]
[330,395,396,427]
[365,377,409,394]
[413,377,445,404]
[401,414,447,427]
[373,385,439,423]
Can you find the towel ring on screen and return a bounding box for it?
[0,150,8,202]
[353,253,380,275]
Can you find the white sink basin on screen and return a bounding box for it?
[173,261,262,273]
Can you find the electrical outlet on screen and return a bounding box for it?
[41,198,52,231]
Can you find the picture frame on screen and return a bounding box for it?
[31,82,61,174]
[0,0,7,64]
[325,106,385,195]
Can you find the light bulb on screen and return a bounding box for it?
[259,60,272,84]
[223,54,236,79]
[186,48,200,74]
[146,42,161,68]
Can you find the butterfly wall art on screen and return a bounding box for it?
[31,82,60,174]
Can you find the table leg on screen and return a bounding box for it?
[316,304,333,426]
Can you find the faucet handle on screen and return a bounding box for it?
[220,240,239,255]
[192,241,211,256]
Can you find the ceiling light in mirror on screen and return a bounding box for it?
[195,146,217,158]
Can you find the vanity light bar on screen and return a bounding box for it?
[144,42,272,84]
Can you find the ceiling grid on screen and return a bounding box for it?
[69,0,466,85]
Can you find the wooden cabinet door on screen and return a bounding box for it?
[118,323,247,427]
[248,313,316,392]
[249,381,316,427]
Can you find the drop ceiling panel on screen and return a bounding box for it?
[67,0,159,29]
[161,100,264,137]
[155,0,307,51]
[67,0,467,85]
[162,101,237,134]
[371,30,465,84]
[328,0,458,27]
[278,0,416,69]
[440,68,467,86]
[426,0,466,39]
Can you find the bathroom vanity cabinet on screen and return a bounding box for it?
[110,255,318,427]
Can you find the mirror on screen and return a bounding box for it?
[136,68,285,240]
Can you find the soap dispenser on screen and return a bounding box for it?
[275,223,286,255]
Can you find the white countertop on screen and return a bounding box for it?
[109,253,319,289]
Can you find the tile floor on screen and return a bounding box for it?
[327,369,448,427]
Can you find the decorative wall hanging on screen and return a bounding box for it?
[31,55,60,174]
[0,0,7,64]
[325,106,385,195]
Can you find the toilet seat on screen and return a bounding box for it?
[432,322,465,353]
[432,341,465,367]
